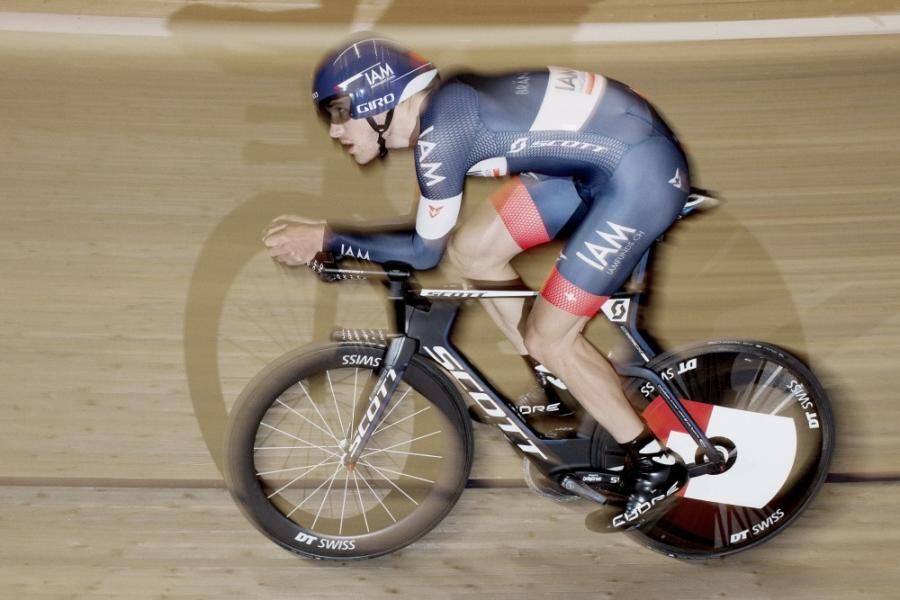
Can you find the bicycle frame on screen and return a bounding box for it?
[330,239,727,474]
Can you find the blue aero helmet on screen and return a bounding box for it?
[313,37,438,157]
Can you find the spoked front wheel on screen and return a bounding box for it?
[224,343,473,559]
[619,341,834,559]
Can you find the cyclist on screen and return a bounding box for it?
[264,37,688,527]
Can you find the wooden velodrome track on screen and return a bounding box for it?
[2,1,900,597]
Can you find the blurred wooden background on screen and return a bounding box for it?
[1,1,899,597]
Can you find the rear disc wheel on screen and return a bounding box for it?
[619,341,834,558]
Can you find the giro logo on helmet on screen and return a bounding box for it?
[358,93,396,114]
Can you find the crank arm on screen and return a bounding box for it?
[573,470,624,487]
[345,336,418,465]
[686,461,724,478]
[560,476,617,505]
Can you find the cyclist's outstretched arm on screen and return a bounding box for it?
[263,192,461,269]
[323,226,444,270]
[324,192,463,270]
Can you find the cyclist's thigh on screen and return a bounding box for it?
[543,137,689,316]
[492,173,586,249]
[452,173,586,264]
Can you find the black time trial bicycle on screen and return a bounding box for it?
[223,191,834,560]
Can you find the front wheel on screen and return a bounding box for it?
[619,341,834,559]
[224,343,473,559]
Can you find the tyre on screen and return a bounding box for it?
[615,341,834,559]
[224,343,473,559]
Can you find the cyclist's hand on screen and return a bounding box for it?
[263,215,326,266]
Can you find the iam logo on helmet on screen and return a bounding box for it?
[364,62,395,86]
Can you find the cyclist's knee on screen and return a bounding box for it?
[523,320,573,372]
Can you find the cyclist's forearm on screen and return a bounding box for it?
[324,226,447,269]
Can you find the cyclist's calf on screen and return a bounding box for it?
[524,299,646,442]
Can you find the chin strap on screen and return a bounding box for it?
[366,108,394,159]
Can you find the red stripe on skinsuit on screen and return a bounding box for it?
[540,265,607,317]
[491,178,551,250]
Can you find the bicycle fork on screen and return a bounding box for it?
[343,335,418,467]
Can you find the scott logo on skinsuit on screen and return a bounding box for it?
[509,138,606,154]
[510,137,528,153]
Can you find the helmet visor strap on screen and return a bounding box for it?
[366,109,394,159]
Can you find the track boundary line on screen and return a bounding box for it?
[0,473,896,490]
[0,11,899,42]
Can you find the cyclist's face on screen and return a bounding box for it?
[329,117,380,164]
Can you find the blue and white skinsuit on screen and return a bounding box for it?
[325,66,690,316]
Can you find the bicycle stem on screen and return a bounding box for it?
[344,335,419,466]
